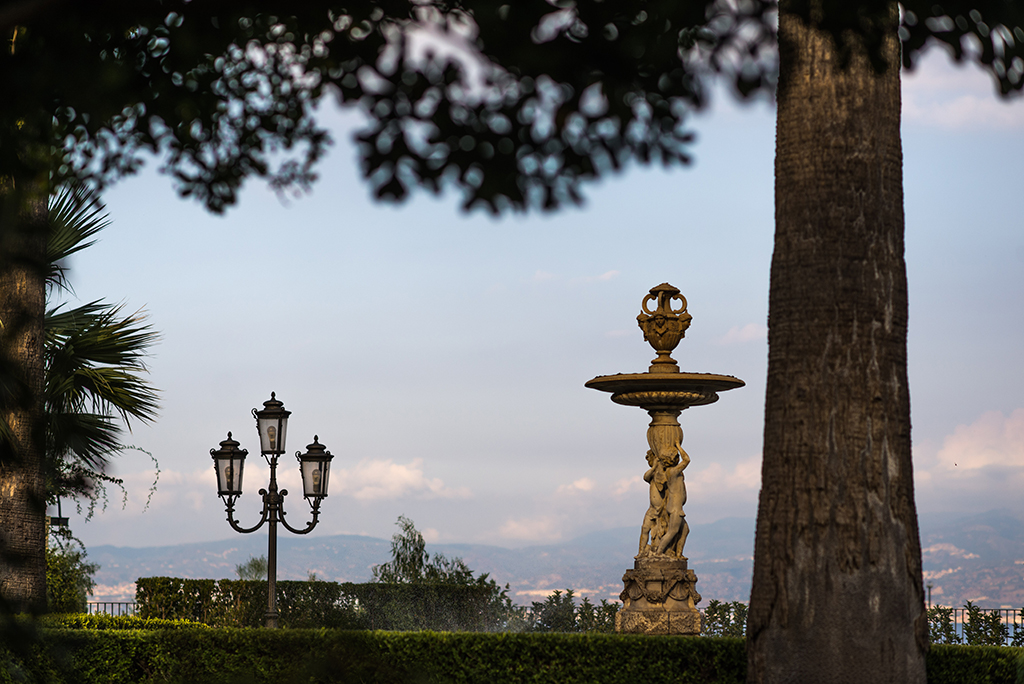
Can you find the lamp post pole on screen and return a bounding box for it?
[211,393,334,628]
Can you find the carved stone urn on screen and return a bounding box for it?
[586,283,743,635]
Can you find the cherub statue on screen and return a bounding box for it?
[637,450,666,557]
[654,443,690,558]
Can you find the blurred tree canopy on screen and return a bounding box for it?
[0,1,1019,213]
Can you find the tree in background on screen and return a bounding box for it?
[2,5,1021,678]
[235,555,269,581]
[44,540,98,614]
[373,515,524,631]
[528,588,618,634]
[702,600,748,638]
[372,515,474,584]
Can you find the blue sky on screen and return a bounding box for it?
[55,48,1024,575]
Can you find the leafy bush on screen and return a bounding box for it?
[1013,610,1024,648]
[929,602,1018,646]
[702,600,748,638]
[235,555,268,580]
[527,589,618,633]
[45,542,98,613]
[963,601,1010,646]
[929,605,962,645]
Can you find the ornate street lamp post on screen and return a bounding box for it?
[210,392,334,628]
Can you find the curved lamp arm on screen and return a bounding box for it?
[278,495,323,535]
[223,492,270,534]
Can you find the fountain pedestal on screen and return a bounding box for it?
[586,284,743,636]
[617,556,702,635]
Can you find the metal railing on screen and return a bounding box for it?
[86,601,138,617]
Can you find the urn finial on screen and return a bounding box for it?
[637,283,692,373]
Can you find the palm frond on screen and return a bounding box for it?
[47,302,158,372]
[46,412,125,469]
[45,301,160,452]
[47,186,109,294]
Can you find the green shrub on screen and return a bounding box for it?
[41,613,206,630]
[929,605,962,645]
[526,589,618,633]
[136,577,497,631]
[926,644,1024,684]
[45,544,98,614]
[1,629,748,684]
[701,600,747,638]
[963,602,1011,646]
[3,629,1023,684]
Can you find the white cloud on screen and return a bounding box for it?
[717,323,767,345]
[422,527,441,543]
[92,581,137,602]
[532,270,557,282]
[111,467,210,514]
[333,458,472,501]
[902,51,1024,131]
[935,409,1024,471]
[687,456,762,493]
[556,477,595,494]
[612,475,645,498]
[499,515,561,541]
[923,567,963,582]
[570,270,621,284]
[913,409,1024,515]
[923,543,979,560]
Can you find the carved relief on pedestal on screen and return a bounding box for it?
[620,560,702,610]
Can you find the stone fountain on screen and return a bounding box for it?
[585,283,744,635]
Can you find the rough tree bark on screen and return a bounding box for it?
[0,176,48,613]
[746,3,928,682]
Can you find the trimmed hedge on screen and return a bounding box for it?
[42,614,207,630]
[4,629,1023,684]
[136,577,497,631]
[3,630,745,684]
[347,583,500,632]
[136,577,365,629]
[927,644,1024,684]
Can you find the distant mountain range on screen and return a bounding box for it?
[87,510,1024,609]
[919,509,1024,608]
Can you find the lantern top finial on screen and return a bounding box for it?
[211,432,244,456]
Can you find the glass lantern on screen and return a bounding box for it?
[211,432,248,497]
[296,436,333,499]
[253,392,291,455]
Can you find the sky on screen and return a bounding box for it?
[53,46,1024,560]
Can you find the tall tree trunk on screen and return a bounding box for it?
[746,3,927,682]
[0,175,48,613]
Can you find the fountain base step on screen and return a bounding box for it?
[616,607,701,635]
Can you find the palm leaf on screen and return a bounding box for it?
[46,186,109,295]
[45,301,160,469]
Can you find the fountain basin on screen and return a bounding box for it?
[585,372,744,409]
